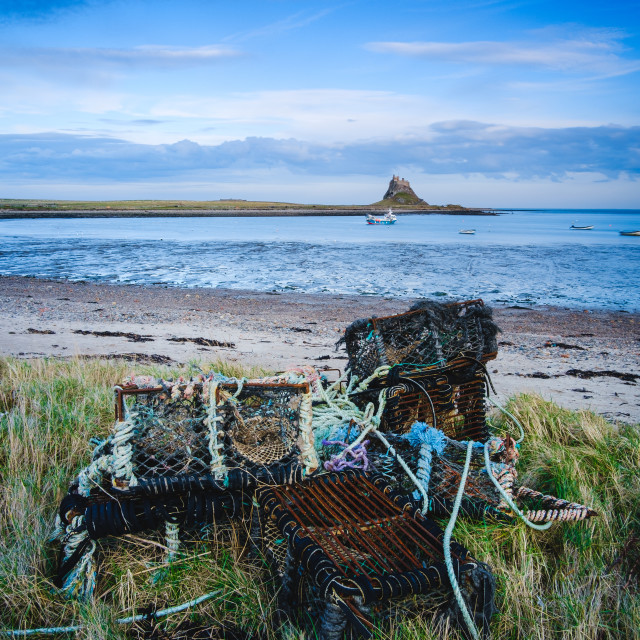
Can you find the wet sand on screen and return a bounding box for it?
[1,276,638,423]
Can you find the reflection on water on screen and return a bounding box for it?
[1,211,639,311]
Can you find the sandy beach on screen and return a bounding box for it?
[1,275,638,423]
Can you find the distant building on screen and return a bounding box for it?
[383,176,426,204]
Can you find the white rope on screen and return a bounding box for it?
[298,388,319,474]
[0,590,223,636]
[165,521,181,562]
[482,442,553,530]
[205,379,226,480]
[111,412,138,487]
[371,430,430,512]
[58,515,97,601]
[487,396,525,444]
[443,441,480,640]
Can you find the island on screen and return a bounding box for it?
[0,176,497,218]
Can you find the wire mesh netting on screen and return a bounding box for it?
[215,382,317,481]
[340,299,499,381]
[363,431,516,517]
[129,388,212,480]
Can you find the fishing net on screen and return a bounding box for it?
[254,470,496,640]
[339,299,499,381]
[213,381,317,483]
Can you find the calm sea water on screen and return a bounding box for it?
[1,209,639,311]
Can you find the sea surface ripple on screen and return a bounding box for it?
[1,210,639,311]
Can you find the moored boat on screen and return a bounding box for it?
[570,225,594,230]
[620,230,640,236]
[459,229,476,234]
[366,208,397,225]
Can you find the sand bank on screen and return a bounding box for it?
[1,276,638,423]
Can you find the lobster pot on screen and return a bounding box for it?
[255,470,496,640]
[215,382,318,484]
[53,377,317,599]
[380,360,492,442]
[340,299,498,381]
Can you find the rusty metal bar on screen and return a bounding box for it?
[114,386,164,421]
[303,482,399,574]
[317,479,418,572]
[273,475,451,578]
[287,481,384,576]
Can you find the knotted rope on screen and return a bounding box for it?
[322,439,370,471]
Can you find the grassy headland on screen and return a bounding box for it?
[0,198,496,218]
[0,356,637,638]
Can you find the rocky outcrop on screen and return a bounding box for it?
[383,176,426,205]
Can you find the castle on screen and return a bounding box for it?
[383,175,425,204]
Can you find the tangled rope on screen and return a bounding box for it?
[310,367,430,508]
[322,439,370,471]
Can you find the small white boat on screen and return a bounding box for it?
[570,224,594,230]
[459,229,476,235]
[366,208,397,225]
[620,230,640,236]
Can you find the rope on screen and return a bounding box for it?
[354,366,390,393]
[311,372,386,452]
[206,379,226,480]
[165,521,180,562]
[111,413,138,486]
[297,385,318,474]
[403,423,447,505]
[0,590,223,636]
[372,430,429,513]
[482,443,553,530]
[57,515,96,601]
[443,441,480,640]
[322,440,369,471]
[487,396,525,444]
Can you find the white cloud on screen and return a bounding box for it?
[2,121,637,187]
[366,31,640,76]
[0,44,243,79]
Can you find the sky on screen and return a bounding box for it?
[0,0,639,207]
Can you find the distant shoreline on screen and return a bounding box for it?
[0,207,498,219]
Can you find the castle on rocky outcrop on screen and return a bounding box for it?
[383,175,426,204]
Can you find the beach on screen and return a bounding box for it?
[1,275,638,423]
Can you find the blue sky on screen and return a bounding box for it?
[0,0,638,207]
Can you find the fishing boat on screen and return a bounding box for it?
[620,230,640,236]
[459,229,476,234]
[366,208,397,225]
[570,224,594,230]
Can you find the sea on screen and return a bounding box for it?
[1,209,639,311]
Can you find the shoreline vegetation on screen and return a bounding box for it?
[0,357,638,638]
[0,198,498,218]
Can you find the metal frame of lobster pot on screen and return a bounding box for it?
[254,470,497,640]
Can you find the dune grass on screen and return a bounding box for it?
[0,357,638,638]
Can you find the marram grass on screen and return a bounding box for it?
[0,358,638,639]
